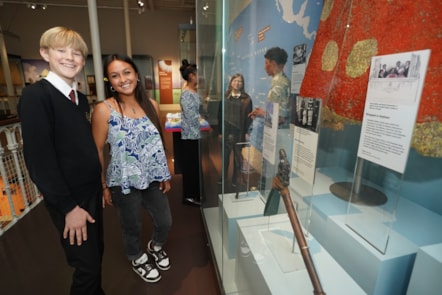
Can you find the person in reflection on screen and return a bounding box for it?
[248,47,290,129]
[18,26,105,295]
[217,73,253,188]
[91,54,172,283]
[179,59,203,206]
[248,47,291,191]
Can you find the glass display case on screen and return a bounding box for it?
[196,1,442,294]
[179,23,196,66]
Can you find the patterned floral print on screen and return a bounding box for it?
[268,71,290,121]
[180,90,201,140]
[105,104,171,194]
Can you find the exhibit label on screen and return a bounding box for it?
[357,49,431,173]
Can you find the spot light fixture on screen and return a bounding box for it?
[202,2,209,11]
[27,3,48,10]
[136,0,144,14]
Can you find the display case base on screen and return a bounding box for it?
[294,168,442,295]
[407,243,442,295]
[316,214,416,295]
[203,206,239,294]
[235,214,365,295]
[218,191,264,259]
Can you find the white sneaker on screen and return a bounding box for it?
[147,240,171,270]
[131,253,161,283]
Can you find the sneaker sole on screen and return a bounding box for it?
[132,267,161,283]
[156,263,171,271]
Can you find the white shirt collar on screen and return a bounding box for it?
[45,71,77,99]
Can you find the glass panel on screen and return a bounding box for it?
[196,0,226,291]
[198,0,324,294]
[178,24,196,65]
[199,2,442,295]
[342,158,401,253]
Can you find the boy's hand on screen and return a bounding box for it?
[63,206,96,246]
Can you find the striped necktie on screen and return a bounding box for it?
[69,90,76,104]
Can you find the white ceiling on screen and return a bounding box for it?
[0,0,196,11]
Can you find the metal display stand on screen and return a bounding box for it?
[330,158,387,206]
[234,142,255,200]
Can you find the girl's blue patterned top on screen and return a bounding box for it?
[180,89,201,140]
[105,103,171,194]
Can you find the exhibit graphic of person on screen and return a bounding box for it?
[293,44,307,65]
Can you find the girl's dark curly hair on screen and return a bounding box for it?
[179,59,197,81]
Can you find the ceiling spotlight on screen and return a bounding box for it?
[42,4,47,10]
[136,0,145,14]
[202,2,209,11]
[30,3,37,9]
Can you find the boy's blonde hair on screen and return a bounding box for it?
[40,26,88,57]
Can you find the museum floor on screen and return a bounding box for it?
[0,110,222,295]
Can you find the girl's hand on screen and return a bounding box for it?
[160,180,171,194]
[102,188,113,207]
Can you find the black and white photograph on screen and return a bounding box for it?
[293,43,307,65]
[291,96,321,133]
